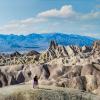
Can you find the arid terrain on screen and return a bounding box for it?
[0,84,100,100]
[0,40,100,100]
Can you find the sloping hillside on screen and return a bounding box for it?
[0,85,100,100]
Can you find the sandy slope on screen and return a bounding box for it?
[0,84,100,100]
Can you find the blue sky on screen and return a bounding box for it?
[0,0,100,38]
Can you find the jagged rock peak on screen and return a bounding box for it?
[49,40,58,50]
[82,46,92,53]
[48,40,68,57]
[10,51,21,57]
[66,45,81,56]
[93,40,100,50]
[39,40,68,62]
[26,50,40,56]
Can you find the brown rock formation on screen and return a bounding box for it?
[0,40,100,96]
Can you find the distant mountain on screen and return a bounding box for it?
[0,33,98,52]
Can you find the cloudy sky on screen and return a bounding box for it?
[0,0,100,38]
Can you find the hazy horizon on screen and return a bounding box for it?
[0,32,99,39]
[0,0,99,38]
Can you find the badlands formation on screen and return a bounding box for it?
[0,40,100,99]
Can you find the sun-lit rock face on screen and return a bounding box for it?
[39,40,69,62]
[66,45,81,56]
[0,50,40,66]
[93,40,100,50]
[0,40,100,96]
[49,40,58,50]
[39,41,82,62]
[92,40,100,57]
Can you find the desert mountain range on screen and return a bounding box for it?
[0,40,100,96]
[0,33,97,52]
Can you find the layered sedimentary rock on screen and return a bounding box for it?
[92,40,100,57]
[0,40,100,96]
[0,50,40,66]
[93,40,100,50]
[39,40,68,62]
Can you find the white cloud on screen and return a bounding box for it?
[38,5,76,19]
[19,17,47,25]
[81,11,100,20]
[0,5,99,38]
[38,5,100,21]
[0,17,47,34]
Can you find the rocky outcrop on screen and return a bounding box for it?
[0,40,100,96]
[0,50,40,66]
[92,40,100,57]
[26,50,40,56]
[82,46,92,53]
[49,40,58,50]
[0,40,99,66]
[10,51,21,57]
[0,70,8,87]
[39,40,68,62]
[93,40,100,50]
[39,41,82,62]
[16,71,25,84]
[66,45,81,56]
